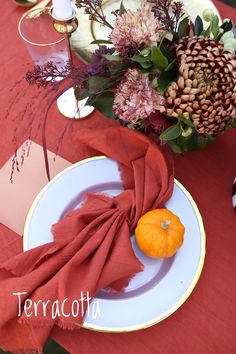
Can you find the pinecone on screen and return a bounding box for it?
[165,36,236,135]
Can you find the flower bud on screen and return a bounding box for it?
[202,9,214,22]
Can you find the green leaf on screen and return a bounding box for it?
[0,338,69,354]
[160,123,182,141]
[108,62,130,75]
[203,24,211,38]
[230,119,236,128]
[140,62,152,69]
[178,17,190,38]
[175,131,215,151]
[0,348,11,353]
[168,140,183,153]
[119,0,126,14]
[44,338,69,354]
[165,59,177,72]
[151,46,169,70]
[151,77,158,88]
[178,114,195,127]
[90,39,112,45]
[89,91,117,119]
[88,76,119,94]
[130,54,151,63]
[195,16,203,36]
[157,65,179,93]
[103,54,122,61]
[139,48,151,56]
[220,20,233,33]
[212,15,220,39]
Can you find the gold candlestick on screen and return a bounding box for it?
[50,9,94,119]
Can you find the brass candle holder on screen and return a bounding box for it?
[50,8,94,119]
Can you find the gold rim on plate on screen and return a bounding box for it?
[23,156,206,333]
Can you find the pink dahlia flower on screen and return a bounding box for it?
[113,69,165,123]
[109,4,164,56]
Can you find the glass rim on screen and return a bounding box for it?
[18,7,65,47]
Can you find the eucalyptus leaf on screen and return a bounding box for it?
[103,54,122,61]
[90,39,112,45]
[168,140,183,153]
[211,15,220,39]
[175,131,215,151]
[140,62,152,69]
[178,115,195,127]
[74,87,89,101]
[90,91,117,119]
[89,76,118,94]
[230,119,236,128]
[203,24,211,38]
[130,54,151,63]
[151,46,168,70]
[44,338,69,354]
[195,16,203,36]
[159,123,182,141]
[220,20,233,33]
[119,0,126,14]
[178,16,190,38]
[166,59,177,72]
[157,66,179,93]
[0,338,69,354]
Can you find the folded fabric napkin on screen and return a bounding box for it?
[0,127,174,353]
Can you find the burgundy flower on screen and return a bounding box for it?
[144,111,172,135]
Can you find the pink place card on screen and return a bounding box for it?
[0,140,71,236]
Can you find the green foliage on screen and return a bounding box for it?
[157,64,179,93]
[195,16,203,36]
[178,17,190,38]
[230,119,236,128]
[220,20,233,33]
[88,76,120,95]
[167,130,216,153]
[159,123,182,141]
[160,116,216,153]
[89,91,117,119]
[202,14,222,40]
[119,0,126,14]
[0,338,69,354]
[151,46,168,70]
[103,54,122,61]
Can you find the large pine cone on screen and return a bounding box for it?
[165,36,236,135]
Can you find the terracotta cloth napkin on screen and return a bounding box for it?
[0,127,174,353]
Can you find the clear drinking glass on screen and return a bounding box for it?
[18,6,94,119]
[18,7,67,66]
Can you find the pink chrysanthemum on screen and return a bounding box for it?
[113,69,165,123]
[109,4,165,56]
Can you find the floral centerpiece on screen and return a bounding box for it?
[27,0,236,153]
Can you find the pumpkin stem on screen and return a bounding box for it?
[161,220,171,230]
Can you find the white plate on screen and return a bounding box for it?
[72,0,220,62]
[24,156,205,332]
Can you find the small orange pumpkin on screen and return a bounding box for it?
[135,209,185,258]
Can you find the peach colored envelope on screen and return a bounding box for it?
[0,140,71,236]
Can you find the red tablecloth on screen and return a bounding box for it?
[0,1,236,353]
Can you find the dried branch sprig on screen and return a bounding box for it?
[147,0,185,31]
[75,0,114,30]
[25,62,72,88]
